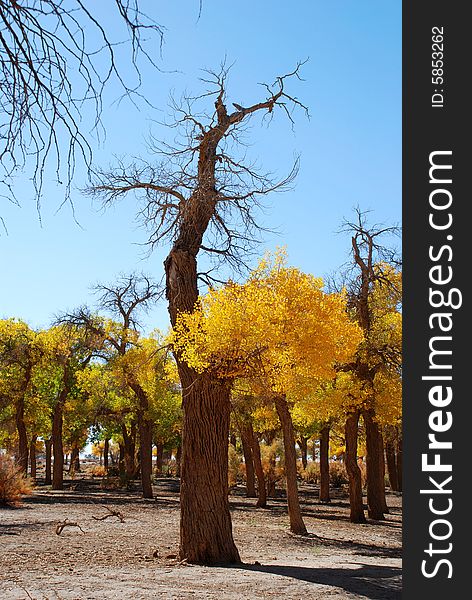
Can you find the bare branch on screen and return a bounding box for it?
[88,63,308,277]
[0,0,164,210]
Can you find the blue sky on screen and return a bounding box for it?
[0,1,401,334]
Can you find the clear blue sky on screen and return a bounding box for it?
[0,1,401,334]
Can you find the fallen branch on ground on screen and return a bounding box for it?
[55,519,85,535]
[92,506,125,523]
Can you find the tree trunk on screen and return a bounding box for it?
[229,434,237,448]
[69,444,79,474]
[345,411,366,523]
[274,395,307,535]
[29,435,38,480]
[155,442,164,475]
[118,442,126,482]
[363,409,386,520]
[248,427,267,508]
[52,388,67,490]
[178,368,240,564]
[175,443,182,478]
[44,438,52,485]
[385,429,399,491]
[298,436,308,470]
[319,424,331,503]
[121,422,137,480]
[396,432,403,492]
[138,414,153,499]
[312,439,318,462]
[104,438,109,471]
[15,395,29,473]
[379,431,389,514]
[166,244,240,565]
[240,426,256,498]
[130,382,153,499]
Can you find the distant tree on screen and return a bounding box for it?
[62,274,163,498]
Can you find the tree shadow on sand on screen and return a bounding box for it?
[229,562,401,599]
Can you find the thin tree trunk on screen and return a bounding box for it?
[319,424,331,503]
[104,438,109,471]
[379,431,389,514]
[130,382,153,499]
[240,426,256,498]
[30,435,38,480]
[249,427,267,508]
[396,432,403,492]
[312,440,318,462]
[121,422,137,480]
[138,413,153,499]
[363,409,386,520]
[155,442,164,475]
[229,434,237,448]
[178,368,240,564]
[298,436,308,470]
[118,442,126,482]
[274,395,307,535]
[69,444,79,474]
[15,395,29,473]
[385,430,399,491]
[345,411,366,523]
[175,443,182,478]
[44,438,52,485]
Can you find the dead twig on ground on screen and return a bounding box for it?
[55,519,85,535]
[92,506,126,523]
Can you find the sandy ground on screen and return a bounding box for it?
[0,478,401,599]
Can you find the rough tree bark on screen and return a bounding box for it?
[165,213,240,563]
[319,424,331,503]
[240,426,256,498]
[274,395,307,535]
[363,409,386,520]
[178,369,239,564]
[345,411,366,523]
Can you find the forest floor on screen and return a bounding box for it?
[0,477,401,600]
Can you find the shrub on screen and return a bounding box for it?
[90,465,106,477]
[329,462,349,488]
[301,461,320,484]
[0,454,32,506]
[228,445,241,489]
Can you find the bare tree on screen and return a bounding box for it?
[0,0,164,209]
[88,62,308,564]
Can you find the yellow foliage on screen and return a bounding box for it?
[173,251,363,401]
